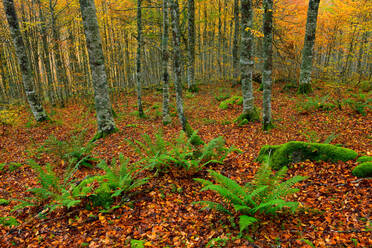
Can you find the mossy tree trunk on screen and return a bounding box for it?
[262,0,273,130]
[170,0,187,131]
[239,0,259,124]
[3,0,48,122]
[187,0,195,91]
[162,0,171,125]
[79,0,116,138]
[136,0,144,117]
[298,0,320,94]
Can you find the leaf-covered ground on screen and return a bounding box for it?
[0,82,371,247]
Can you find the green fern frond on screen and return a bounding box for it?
[193,201,232,215]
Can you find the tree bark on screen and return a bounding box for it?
[162,0,171,125]
[298,0,320,94]
[262,0,273,130]
[239,0,259,124]
[170,0,187,131]
[3,0,47,122]
[136,0,144,117]
[187,0,196,91]
[79,0,116,137]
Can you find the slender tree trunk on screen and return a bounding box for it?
[187,0,196,91]
[79,0,116,138]
[3,0,47,122]
[49,0,67,106]
[238,0,259,124]
[136,0,144,117]
[170,0,187,131]
[262,0,273,130]
[36,0,56,105]
[162,0,171,125]
[298,0,320,94]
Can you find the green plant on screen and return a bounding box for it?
[219,96,243,110]
[0,162,22,173]
[130,239,145,248]
[40,130,96,167]
[296,95,336,114]
[194,164,306,234]
[12,160,93,215]
[128,130,239,175]
[257,141,358,170]
[343,93,371,116]
[352,162,372,178]
[0,198,10,205]
[75,154,148,208]
[357,156,372,163]
[0,216,19,227]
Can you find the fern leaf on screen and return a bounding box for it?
[193,201,232,215]
[239,215,258,234]
[208,170,246,199]
[200,184,244,205]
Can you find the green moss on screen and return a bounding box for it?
[185,123,204,146]
[357,156,372,163]
[359,81,372,92]
[257,141,358,170]
[219,96,243,110]
[298,84,313,94]
[91,127,118,143]
[235,109,260,126]
[0,199,10,206]
[352,162,372,178]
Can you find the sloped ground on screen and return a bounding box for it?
[0,82,371,247]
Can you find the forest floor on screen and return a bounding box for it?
[0,81,371,247]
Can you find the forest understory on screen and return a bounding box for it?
[0,81,371,247]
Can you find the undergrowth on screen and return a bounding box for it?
[194,163,306,235]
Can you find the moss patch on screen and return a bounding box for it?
[352,162,372,178]
[257,141,358,170]
[219,96,243,110]
[235,109,260,126]
[357,156,372,163]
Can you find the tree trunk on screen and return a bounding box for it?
[262,0,273,130]
[170,0,187,131]
[79,0,116,138]
[239,0,259,124]
[136,0,144,117]
[298,0,320,94]
[187,0,195,91]
[3,0,47,122]
[162,0,171,125]
[36,0,56,106]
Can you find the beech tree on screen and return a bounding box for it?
[2,0,48,122]
[262,0,273,130]
[238,0,259,124]
[298,0,321,94]
[79,0,116,138]
[187,0,196,91]
[170,0,187,131]
[136,0,144,117]
[162,0,171,125]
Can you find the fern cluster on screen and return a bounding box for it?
[12,160,89,214]
[128,130,239,175]
[343,93,371,116]
[194,163,306,234]
[75,154,148,209]
[13,154,147,215]
[40,130,96,167]
[296,95,336,114]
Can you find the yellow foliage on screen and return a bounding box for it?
[0,108,19,126]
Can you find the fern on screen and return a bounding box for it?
[194,163,306,234]
[128,130,239,175]
[12,160,92,215]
